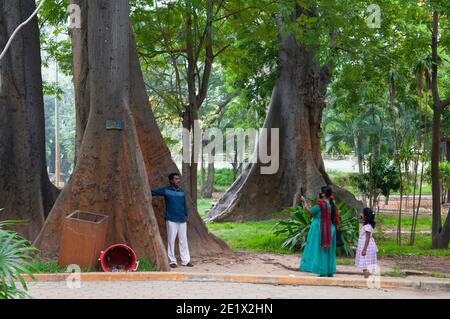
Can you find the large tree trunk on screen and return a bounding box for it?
[71,0,90,166]
[181,108,200,210]
[34,0,170,270]
[201,145,215,199]
[67,0,228,257]
[430,104,449,248]
[128,38,229,256]
[0,0,59,239]
[181,0,214,208]
[201,162,214,199]
[430,11,450,249]
[435,207,450,248]
[431,107,442,246]
[206,8,362,222]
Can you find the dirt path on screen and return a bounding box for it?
[180,251,450,279]
[383,255,450,273]
[185,252,374,275]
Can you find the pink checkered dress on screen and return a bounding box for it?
[355,224,378,269]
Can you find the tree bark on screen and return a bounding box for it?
[201,144,215,199]
[0,0,59,240]
[436,207,450,248]
[34,0,170,270]
[431,106,445,247]
[411,82,428,245]
[68,0,228,257]
[71,0,90,166]
[430,11,450,248]
[206,8,362,222]
[181,108,200,210]
[181,0,214,207]
[200,150,205,195]
[202,162,215,199]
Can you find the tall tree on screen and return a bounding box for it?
[128,35,228,256]
[36,0,228,261]
[35,0,170,269]
[207,3,363,222]
[0,0,59,239]
[132,0,233,206]
[430,8,450,248]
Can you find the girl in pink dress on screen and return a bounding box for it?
[355,208,378,278]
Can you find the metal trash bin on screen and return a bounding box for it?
[58,211,109,269]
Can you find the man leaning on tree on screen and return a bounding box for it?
[151,173,193,268]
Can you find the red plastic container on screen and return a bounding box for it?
[99,244,139,272]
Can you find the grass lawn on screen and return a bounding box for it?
[382,267,407,277]
[30,258,157,273]
[374,234,450,258]
[389,184,432,195]
[31,260,68,273]
[200,169,445,258]
[197,198,214,218]
[376,214,435,232]
[335,257,355,266]
[327,169,433,195]
[207,217,450,259]
[29,195,447,274]
[208,220,292,254]
[29,212,448,274]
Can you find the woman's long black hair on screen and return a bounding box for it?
[321,186,337,225]
[363,207,376,228]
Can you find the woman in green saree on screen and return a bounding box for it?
[299,186,340,277]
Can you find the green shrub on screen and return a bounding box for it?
[349,173,369,194]
[333,175,350,189]
[197,168,235,189]
[425,161,450,192]
[335,201,359,256]
[197,198,214,217]
[0,211,36,299]
[272,201,359,256]
[214,168,235,187]
[136,258,157,272]
[273,205,311,251]
[349,156,401,198]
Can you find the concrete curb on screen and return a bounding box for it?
[23,272,450,292]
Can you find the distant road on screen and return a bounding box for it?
[174,154,360,172]
[357,195,434,200]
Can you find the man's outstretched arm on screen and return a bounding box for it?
[151,187,166,197]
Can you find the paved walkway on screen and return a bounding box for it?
[27,280,450,299]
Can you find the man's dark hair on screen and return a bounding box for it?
[168,173,180,182]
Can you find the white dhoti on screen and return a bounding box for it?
[166,220,191,265]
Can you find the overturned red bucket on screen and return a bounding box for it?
[99,244,139,272]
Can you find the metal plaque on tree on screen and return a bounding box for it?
[106,119,124,130]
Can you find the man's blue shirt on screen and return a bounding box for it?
[151,186,189,223]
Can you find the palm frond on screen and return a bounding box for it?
[273,201,358,256]
[0,213,35,299]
